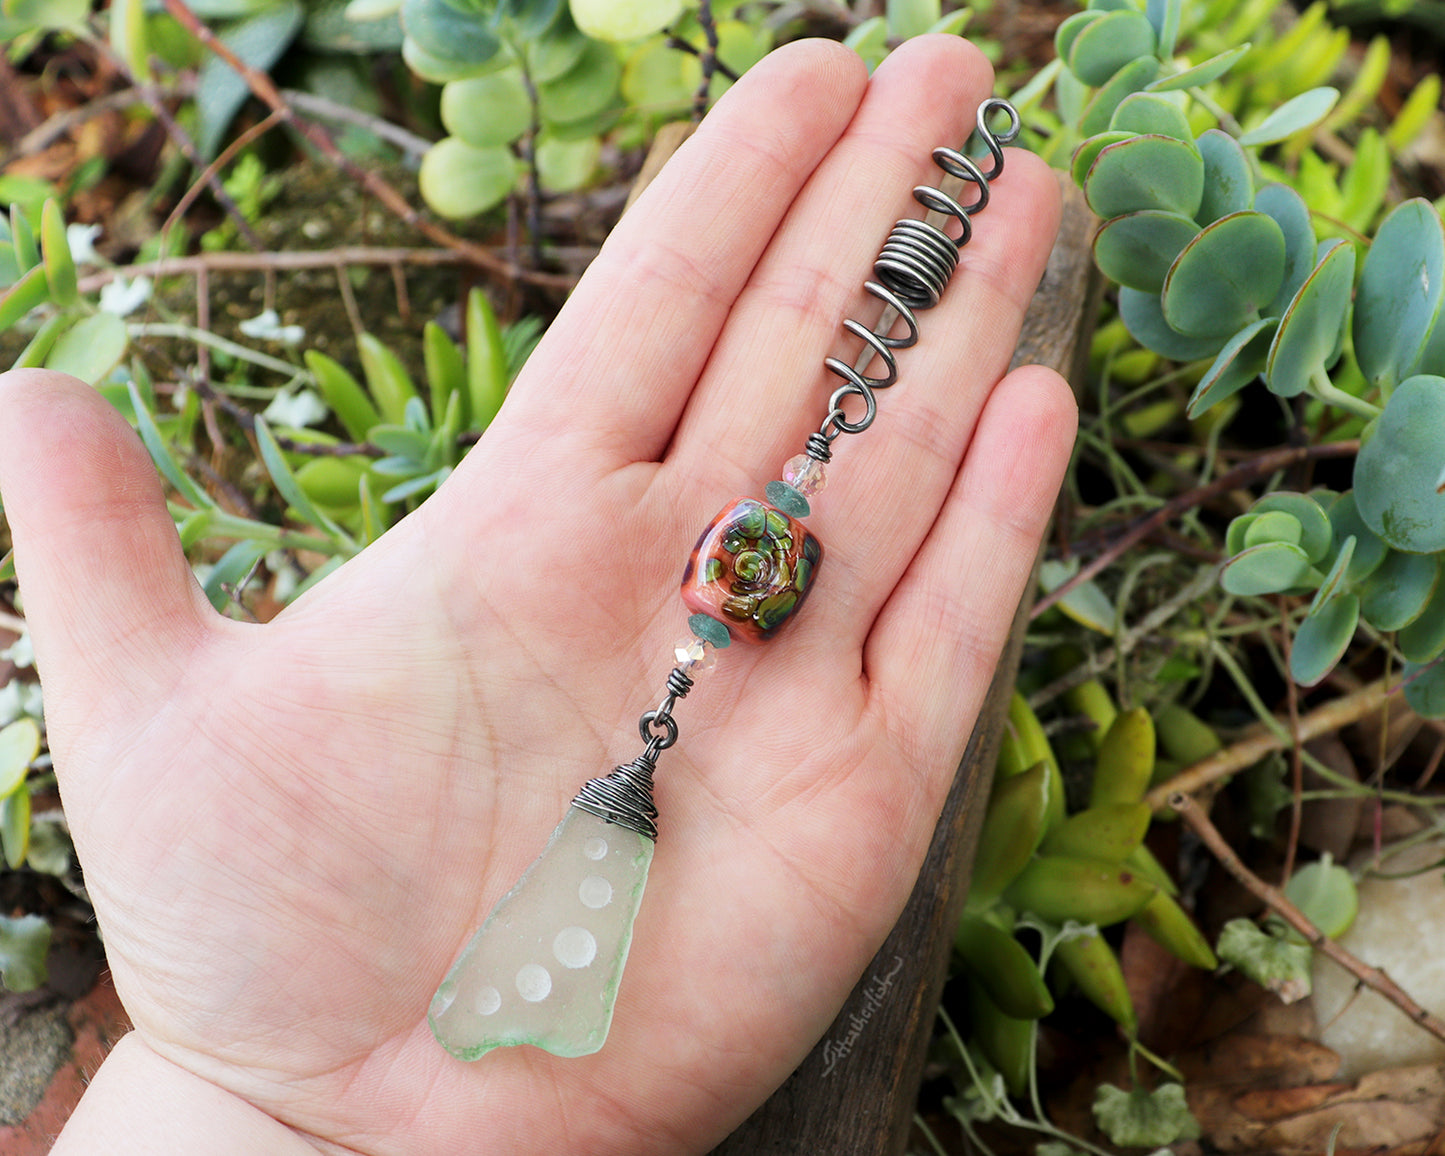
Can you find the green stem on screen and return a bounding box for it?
[1310,369,1380,420]
[129,322,307,379]
[170,505,344,555]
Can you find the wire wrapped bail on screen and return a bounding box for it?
[572,754,660,841]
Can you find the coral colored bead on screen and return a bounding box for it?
[680,497,823,644]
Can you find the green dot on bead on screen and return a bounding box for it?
[688,614,731,649]
[765,480,810,518]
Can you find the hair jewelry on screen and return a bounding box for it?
[429,97,1022,1060]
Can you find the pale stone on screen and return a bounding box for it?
[430,806,653,1060]
[1313,839,1445,1078]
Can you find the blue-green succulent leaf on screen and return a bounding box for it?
[1162,211,1285,337]
[1265,240,1354,397]
[1355,375,1445,553]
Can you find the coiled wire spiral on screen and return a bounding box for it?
[811,97,1022,456]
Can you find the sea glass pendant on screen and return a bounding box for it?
[430,796,654,1060]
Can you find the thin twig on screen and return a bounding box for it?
[12,81,190,157]
[691,0,721,121]
[161,108,284,239]
[1171,791,1445,1045]
[1280,596,1304,884]
[1035,441,1360,619]
[1146,678,1394,810]
[279,88,434,159]
[159,0,572,291]
[77,246,479,293]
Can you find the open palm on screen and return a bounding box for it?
[0,34,1074,1156]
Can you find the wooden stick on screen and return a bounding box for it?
[1171,791,1445,1044]
[1145,677,1394,810]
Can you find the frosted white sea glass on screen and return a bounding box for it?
[430,806,654,1060]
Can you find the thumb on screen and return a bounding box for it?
[0,370,213,736]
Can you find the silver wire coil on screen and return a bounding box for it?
[816,97,1021,449]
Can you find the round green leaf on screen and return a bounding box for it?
[401,35,501,82]
[1329,492,1389,583]
[1162,211,1285,337]
[527,23,589,83]
[1254,183,1316,316]
[1221,540,1312,596]
[401,0,499,65]
[1056,10,1105,67]
[0,265,52,331]
[0,719,39,798]
[0,912,49,992]
[535,132,600,192]
[1359,549,1439,630]
[1147,44,1249,92]
[622,34,697,113]
[1399,558,1445,663]
[537,37,620,125]
[570,0,680,40]
[1118,286,1227,361]
[1356,374,1445,553]
[1,784,29,870]
[1265,240,1354,397]
[45,313,128,385]
[1239,86,1340,147]
[1309,535,1354,612]
[1253,492,1332,563]
[1405,659,1445,718]
[1079,57,1162,138]
[1282,858,1357,937]
[1187,317,1277,418]
[1084,134,1204,220]
[1072,131,1133,188]
[1110,92,1191,141]
[1195,129,1251,224]
[1290,592,1358,687]
[1354,199,1445,391]
[418,137,518,219]
[1093,210,1199,293]
[1226,513,1259,558]
[1069,9,1156,86]
[1244,509,1302,549]
[440,71,532,147]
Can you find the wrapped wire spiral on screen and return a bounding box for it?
[815,97,1022,453]
[572,755,661,841]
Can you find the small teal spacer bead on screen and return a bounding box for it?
[688,614,731,649]
[764,480,810,518]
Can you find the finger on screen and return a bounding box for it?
[809,150,1063,643]
[864,364,1076,777]
[665,35,996,486]
[0,370,213,730]
[492,39,867,466]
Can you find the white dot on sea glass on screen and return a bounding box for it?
[583,836,608,860]
[553,926,598,969]
[516,963,552,1002]
[579,875,612,909]
[475,985,501,1015]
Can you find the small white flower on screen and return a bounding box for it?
[1,632,33,669]
[266,551,301,602]
[239,309,305,345]
[263,388,329,429]
[98,274,153,317]
[65,223,102,266]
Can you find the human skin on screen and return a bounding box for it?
[0,33,1075,1156]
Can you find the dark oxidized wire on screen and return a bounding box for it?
[576,100,1023,839]
[815,97,1021,450]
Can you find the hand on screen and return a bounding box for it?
[0,34,1074,1156]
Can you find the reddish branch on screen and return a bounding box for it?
[158,0,574,293]
[1172,791,1445,1046]
[1035,440,1360,619]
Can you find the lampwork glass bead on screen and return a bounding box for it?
[673,636,717,676]
[783,454,828,497]
[681,496,823,644]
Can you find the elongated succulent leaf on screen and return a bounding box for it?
[1187,317,1278,417]
[1147,44,1249,92]
[1079,57,1161,137]
[1195,129,1252,224]
[1328,492,1388,582]
[1354,199,1445,391]
[1291,592,1358,686]
[1265,240,1353,397]
[1239,86,1339,146]
[1254,183,1317,316]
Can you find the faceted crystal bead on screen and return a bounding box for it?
[673,636,717,676]
[782,454,828,498]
